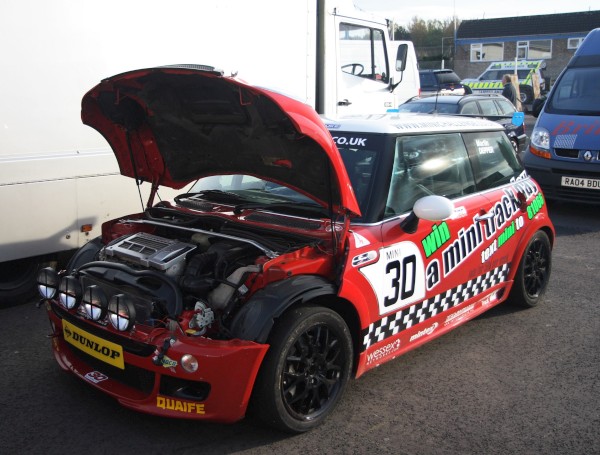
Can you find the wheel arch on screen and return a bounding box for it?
[507,219,554,283]
[229,276,362,367]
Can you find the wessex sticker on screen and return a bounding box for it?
[366,339,401,364]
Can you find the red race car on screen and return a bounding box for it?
[39,65,554,433]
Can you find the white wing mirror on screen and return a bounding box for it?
[401,195,454,233]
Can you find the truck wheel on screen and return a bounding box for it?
[519,85,533,104]
[507,231,552,308]
[251,305,353,433]
[0,257,45,306]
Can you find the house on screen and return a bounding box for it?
[454,10,600,86]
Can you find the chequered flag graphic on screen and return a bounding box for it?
[361,264,509,351]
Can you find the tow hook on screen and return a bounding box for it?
[153,336,176,366]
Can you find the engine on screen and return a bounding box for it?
[42,205,324,339]
[103,232,196,277]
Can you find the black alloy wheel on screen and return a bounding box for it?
[251,305,353,433]
[508,230,552,307]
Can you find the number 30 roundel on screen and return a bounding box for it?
[359,241,425,315]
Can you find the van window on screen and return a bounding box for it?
[385,134,474,216]
[546,67,600,115]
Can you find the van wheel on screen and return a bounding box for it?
[519,85,533,104]
[0,257,44,306]
[507,231,552,308]
[251,305,353,433]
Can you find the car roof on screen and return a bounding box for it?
[323,113,503,135]
[419,69,457,74]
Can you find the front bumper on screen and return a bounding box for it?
[523,152,600,204]
[46,302,269,422]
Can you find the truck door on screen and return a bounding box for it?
[336,20,395,114]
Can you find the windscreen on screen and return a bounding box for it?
[546,67,600,115]
[397,102,459,114]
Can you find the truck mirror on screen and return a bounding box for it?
[396,44,408,72]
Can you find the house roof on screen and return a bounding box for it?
[457,10,600,39]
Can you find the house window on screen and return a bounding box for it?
[470,43,503,62]
[567,37,584,50]
[517,40,552,59]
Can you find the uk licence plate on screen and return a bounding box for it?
[63,320,124,369]
[561,176,600,190]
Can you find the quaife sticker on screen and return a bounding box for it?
[63,320,124,369]
[359,241,425,315]
[156,396,205,414]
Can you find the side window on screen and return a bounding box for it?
[463,132,523,190]
[460,102,480,115]
[495,99,515,115]
[420,73,436,88]
[339,23,389,83]
[478,99,501,116]
[385,134,475,217]
[338,147,378,214]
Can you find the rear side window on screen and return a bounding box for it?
[495,98,516,115]
[463,131,523,190]
[420,72,436,88]
[460,102,479,115]
[478,99,501,116]
[385,133,475,216]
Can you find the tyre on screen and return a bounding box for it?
[463,85,472,95]
[251,305,353,433]
[519,85,534,104]
[507,230,552,308]
[0,257,45,307]
[510,138,519,153]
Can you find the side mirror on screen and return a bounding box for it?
[396,44,408,72]
[401,195,454,234]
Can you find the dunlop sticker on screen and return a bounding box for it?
[63,320,124,369]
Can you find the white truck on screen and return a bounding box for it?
[0,0,419,305]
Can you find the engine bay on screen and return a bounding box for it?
[58,203,337,340]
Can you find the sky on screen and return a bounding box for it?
[355,0,597,27]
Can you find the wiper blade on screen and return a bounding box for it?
[233,201,330,217]
[187,190,247,203]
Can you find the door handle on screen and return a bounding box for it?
[474,212,494,222]
[338,99,352,106]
